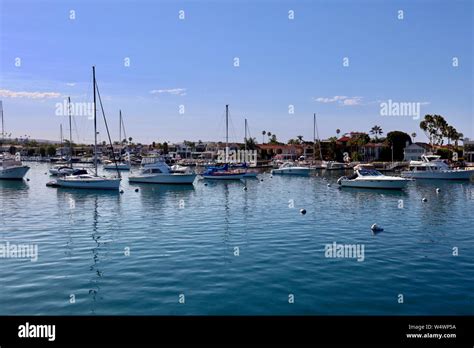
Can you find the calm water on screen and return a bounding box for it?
[0,162,473,315]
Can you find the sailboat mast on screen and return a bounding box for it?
[68,97,73,168]
[225,104,229,163]
[314,113,323,160]
[1,101,4,142]
[60,124,63,147]
[313,113,316,162]
[244,118,247,152]
[93,66,98,176]
[119,110,122,146]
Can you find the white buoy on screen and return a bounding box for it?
[422,197,427,202]
[436,188,440,194]
[327,183,331,187]
[243,186,248,191]
[300,209,306,215]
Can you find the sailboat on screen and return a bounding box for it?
[50,97,85,176]
[56,66,121,190]
[104,110,131,171]
[202,105,245,180]
[0,101,30,180]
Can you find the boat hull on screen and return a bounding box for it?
[56,177,121,190]
[271,168,310,176]
[104,164,131,171]
[401,170,474,180]
[202,173,245,180]
[129,174,196,184]
[0,166,30,180]
[340,179,408,190]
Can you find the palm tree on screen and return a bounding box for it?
[267,132,272,139]
[411,132,416,143]
[262,130,266,144]
[296,135,303,144]
[336,129,341,136]
[370,125,383,139]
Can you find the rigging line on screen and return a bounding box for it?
[95,81,121,179]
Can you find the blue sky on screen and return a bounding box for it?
[0,0,472,144]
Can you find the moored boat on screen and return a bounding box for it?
[0,156,30,180]
[271,162,310,176]
[401,154,474,180]
[338,164,409,189]
[129,158,196,184]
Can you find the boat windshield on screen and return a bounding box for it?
[358,169,383,176]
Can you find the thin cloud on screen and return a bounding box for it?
[66,83,76,87]
[313,95,363,106]
[0,88,62,99]
[150,88,186,96]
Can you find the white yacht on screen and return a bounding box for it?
[49,165,76,176]
[324,161,346,170]
[129,158,196,184]
[103,161,131,171]
[401,154,474,180]
[271,162,310,176]
[338,164,409,189]
[0,155,30,180]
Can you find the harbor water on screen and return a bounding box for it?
[0,162,473,315]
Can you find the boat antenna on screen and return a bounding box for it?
[68,96,73,168]
[95,76,121,179]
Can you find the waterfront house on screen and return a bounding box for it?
[463,138,474,162]
[359,143,387,161]
[403,142,432,161]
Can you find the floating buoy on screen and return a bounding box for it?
[260,179,264,182]
[204,183,208,186]
[300,209,306,215]
[371,223,383,232]
[422,197,427,202]
[243,186,248,191]
[135,188,139,192]
[436,188,440,194]
[120,190,124,194]
[26,178,30,181]
[327,183,331,187]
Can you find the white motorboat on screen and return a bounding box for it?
[271,162,310,176]
[49,165,75,176]
[337,164,409,189]
[103,161,131,170]
[0,156,30,180]
[324,161,346,170]
[129,158,196,184]
[401,154,474,180]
